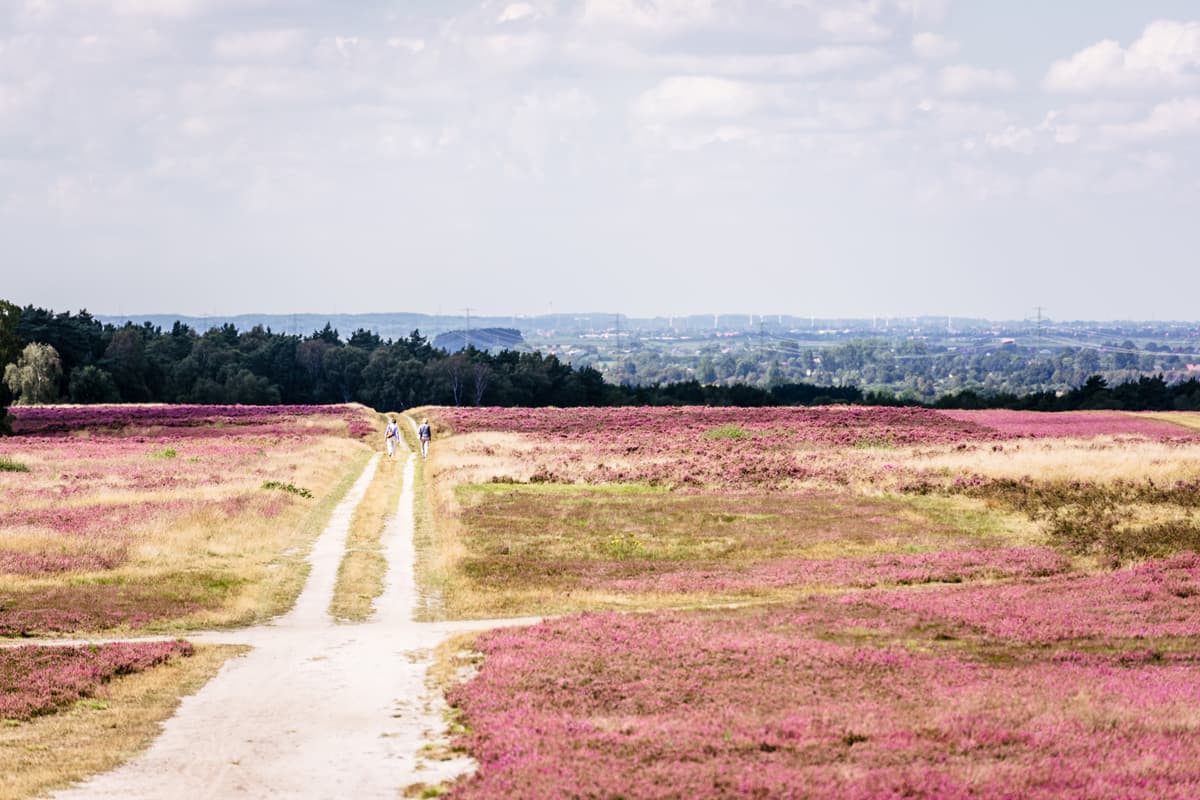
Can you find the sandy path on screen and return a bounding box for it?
[53,447,527,799]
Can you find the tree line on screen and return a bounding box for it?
[0,303,613,411]
[2,302,1199,435]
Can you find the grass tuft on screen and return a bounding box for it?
[704,424,750,440]
[0,456,30,472]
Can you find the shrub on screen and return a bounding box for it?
[0,455,29,472]
[959,477,1200,562]
[1097,520,1200,562]
[262,480,313,499]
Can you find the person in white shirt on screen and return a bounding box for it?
[384,417,400,457]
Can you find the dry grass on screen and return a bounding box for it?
[1143,412,1200,432]
[908,437,1200,484]
[414,448,459,621]
[428,632,484,694]
[331,552,389,622]
[431,427,1200,496]
[0,644,243,800]
[890,493,1041,545]
[1,440,374,636]
[411,420,1199,621]
[413,479,1038,620]
[151,443,374,630]
[457,484,1017,562]
[330,455,405,621]
[404,414,471,622]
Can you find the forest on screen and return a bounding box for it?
[3,302,1200,432]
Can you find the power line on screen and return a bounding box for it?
[1033,306,1045,353]
[1037,334,1200,359]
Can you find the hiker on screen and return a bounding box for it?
[384,417,400,458]
[417,418,432,459]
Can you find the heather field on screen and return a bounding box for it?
[0,404,378,636]
[413,406,1200,798]
[0,403,381,797]
[0,641,194,721]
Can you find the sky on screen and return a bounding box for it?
[2,0,1199,321]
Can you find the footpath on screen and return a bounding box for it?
[48,441,532,798]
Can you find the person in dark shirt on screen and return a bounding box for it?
[417,419,432,459]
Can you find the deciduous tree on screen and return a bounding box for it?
[4,343,63,405]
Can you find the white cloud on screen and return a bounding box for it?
[512,87,598,127]
[109,0,202,18]
[5,0,1200,310]
[939,65,1017,95]
[498,3,537,24]
[805,98,890,131]
[635,123,767,153]
[1104,96,1200,140]
[853,64,923,96]
[212,29,305,61]
[819,3,890,43]
[894,0,951,26]
[911,31,958,61]
[463,32,552,69]
[581,0,715,33]
[985,125,1036,154]
[47,174,92,214]
[386,37,426,54]
[916,101,1011,138]
[564,40,883,78]
[507,88,598,176]
[633,76,762,120]
[0,75,51,116]
[376,122,452,160]
[1044,20,1200,92]
[16,0,57,22]
[181,65,323,109]
[1100,150,1179,194]
[700,46,882,78]
[1038,111,1081,145]
[948,162,1018,202]
[180,115,214,137]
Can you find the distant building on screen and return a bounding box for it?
[433,327,525,353]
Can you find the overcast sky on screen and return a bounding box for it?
[2,1,1199,321]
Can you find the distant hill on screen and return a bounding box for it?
[92,312,1013,340]
[95,313,471,341]
[433,328,525,353]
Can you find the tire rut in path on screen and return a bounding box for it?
[54,451,483,799]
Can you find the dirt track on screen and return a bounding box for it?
[53,447,532,799]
